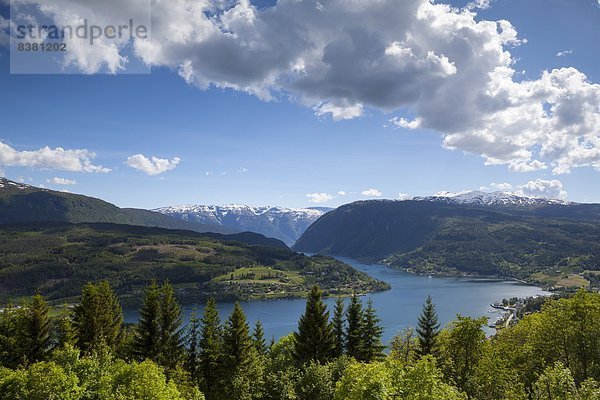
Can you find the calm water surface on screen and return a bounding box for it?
[124,257,549,344]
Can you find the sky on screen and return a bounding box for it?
[0,0,599,209]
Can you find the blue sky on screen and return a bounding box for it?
[0,0,599,208]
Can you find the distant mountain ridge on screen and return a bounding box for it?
[412,190,572,206]
[293,197,600,281]
[155,204,333,245]
[0,177,234,234]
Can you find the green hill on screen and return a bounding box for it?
[0,178,233,234]
[293,200,600,284]
[0,222,389,304]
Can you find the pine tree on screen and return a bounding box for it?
[292,285,335,364]
[73,281,123,354]
[223,302,254,370]
[133,281,161,361]
[199,298,224,399]
[21,293,51,364]
[416,295,441,357]
[331,297,345,357]
[222,302,259,400]
[158,282,184,370]
[345,294,364,360]
[186,309,201,383]
[252,320,267,355]
[360,298,384,362]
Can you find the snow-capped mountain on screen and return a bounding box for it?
[154,204,333,245]
[412,191,573,206]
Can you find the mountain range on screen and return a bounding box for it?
[154,204,332,245]
[293,193,600,283]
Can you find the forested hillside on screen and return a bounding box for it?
[0,222,388,303]
[294,200,600,284]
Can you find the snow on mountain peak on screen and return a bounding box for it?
[412,190,573,206]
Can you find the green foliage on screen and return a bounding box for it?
[360,299,385,362]
[416,295,440,358]
[73,281,123,355]
[293,285,335,364]
[198,298,223,400]
[295,361,334,400]
[438,315,487,397]
[389,328,418,365]
[334,357,466,400]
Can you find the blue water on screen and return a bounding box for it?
[123,257,548,344]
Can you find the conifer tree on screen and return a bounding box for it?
[293,285,335,364]
[133,281,161,361]
[360,298,384,362]
[331,297,345,357]
[185,309,201,383]
[73,281,123,354]
[345,294,364,360]
[222,301,259,399]
[21,293,51,364]
[253,320,267,356]
[199,298,224,399]
[416,295,441,357]
[158,282,184,370]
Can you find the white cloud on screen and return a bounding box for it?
[15,0,600,175]
[398,192,411,200]
[390,117,422,130]
[479,182,513,191]
[47,177,76,185]
[361,188,383,197]
[515,179,568,200]
[0,141,109,173]
[126,154,180,175]
[337,191,347,196]
[306,192,334,203]
[466,0,493,10]
[556,50,573,57]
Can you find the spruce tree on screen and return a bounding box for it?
[133,281,161,361]
[292,285,335,364]
[21,293,51,364]
[416,295,441,357]
[199,298,224,399]
[186,309,201,383]
[360,298,384,361]
[222,302,258,399]
[73,281,123,354]
[158,282,184,370]
[331,297,345,357]
[252,320,267,356]
[345,294,364,360]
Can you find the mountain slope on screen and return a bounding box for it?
[0,178,233,234]
[0,222,388,302]
[155,204,332,245]
[293,198,600,280]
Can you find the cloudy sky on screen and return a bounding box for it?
[0,0,599,208]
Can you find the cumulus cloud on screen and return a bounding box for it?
[17,0,600,174]
[337,191,347,196]
[361,188,383,197]
[0,141,109,173]
[47,177,76,185]
[390,117,422,130]
[515,179,568,200]
[306,192,334,203]
[126,154,180,175]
